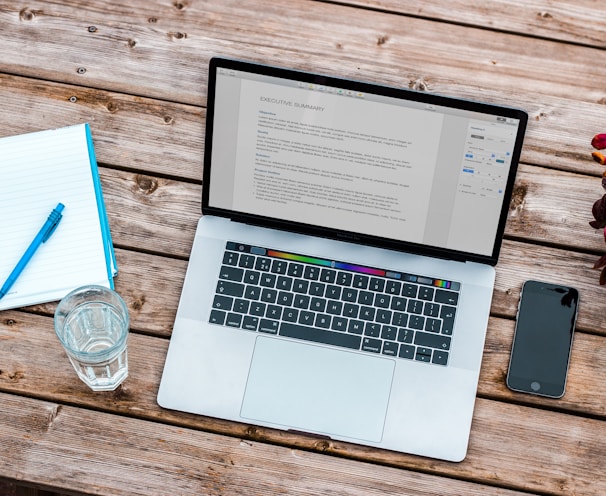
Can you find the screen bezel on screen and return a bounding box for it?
[202,56,529,265]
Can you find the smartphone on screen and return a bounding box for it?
[506,280,579,398]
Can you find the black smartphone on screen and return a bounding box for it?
[506,280,579,398]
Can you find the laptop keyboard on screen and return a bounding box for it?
[209,242,460,366]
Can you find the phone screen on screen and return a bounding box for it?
[506,280,579,398]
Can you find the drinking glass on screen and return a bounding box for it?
[54,285,129,391]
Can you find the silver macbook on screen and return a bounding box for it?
[158,57,527,462]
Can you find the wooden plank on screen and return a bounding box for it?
[92,164,606,265]
[0,74,204,182]
[0,394,537,496]
[0,315,604,495]
[1,73,604,187]
[0,0,604,108]
[342,0,606,48]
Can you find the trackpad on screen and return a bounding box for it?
[240,336,395,442]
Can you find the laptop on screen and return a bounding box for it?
[158,57,528,462]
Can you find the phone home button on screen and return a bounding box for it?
[531,381,541,392]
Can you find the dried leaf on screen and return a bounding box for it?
[594,254,606,269]
[590,194,606,228]
[593,151,606,165]
[592,133,606,150]
[600,266,606,285]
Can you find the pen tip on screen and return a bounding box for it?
[56,203,65,212]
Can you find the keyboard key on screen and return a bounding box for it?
[418,287,434,301]
[353,274,369,289]
[209,309,226,325]
[423,302,440,317]
[217,280,244,298]
[293,279,309,293]
[280,322,362,350]
[391,296,407,311]
[266,305,282,320]
[277,291,294,307]
[336,271,353,286]
[213,294,233,311]
[304,266,320,280]
[288,263,304,277]
[250,302,266,317]
[226,313,243,328]
[382,341,399,356]
[223,251,238,266]
[402,283,418,298]
[259,319,279,334]
[399,344,415,359]
[271,260,288,274]
[294,294,310,309]
[244,270,260,285]
[392,312,408,327]
[441,306,456,335]
[359,306,376,321]
[381,325,398,341]
[233,299,250,314]
[242,316,259,331]
[414,331,451,350]
[260,273,277,287]
[376,309,392,324]
[315,314,331,329]
[397,328,414,343]
[255,257,272,271]
[311,297,327,313]
[425,318,441,333]
[432,350,449,366]
[309,282,325,297]
[407,299,424,314]
[415,347,432,362]
[238,254,255,269]
[343,303,359,318]
[374,294,390,308]
[283,308,299,322]
[362,337,381,353]
[348,320,364,334]
[435,289,459,305]
[298,311,315,325]
[244,285,261,301]
[409,315,425,330]
[342,288,358,302]
[219,265,244,282]
[326,285,342,299]
[364,323,381,337]
[331,317,348,332]
[320,269,336,283]
[326,301,343,315]
[369,277,385,292]
[276,276,293,291]
[260,288,277,303]
[358,291,374,305]
[385,281,401,295]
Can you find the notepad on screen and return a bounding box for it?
[0,123,117,311]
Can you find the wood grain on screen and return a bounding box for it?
[1,314,604,495]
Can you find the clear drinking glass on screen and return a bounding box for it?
[54,285,129,391]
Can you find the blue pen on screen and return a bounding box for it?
[0,203,65,300]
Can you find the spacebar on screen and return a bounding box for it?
[279,323,362,350]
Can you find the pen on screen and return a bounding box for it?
[0,203,65,300]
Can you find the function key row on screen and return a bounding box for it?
[223,250,459,305]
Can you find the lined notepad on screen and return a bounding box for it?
[0,123,117,311]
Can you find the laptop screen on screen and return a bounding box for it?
[203,58,527,265]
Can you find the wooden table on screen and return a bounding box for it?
[1,1,605,494]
